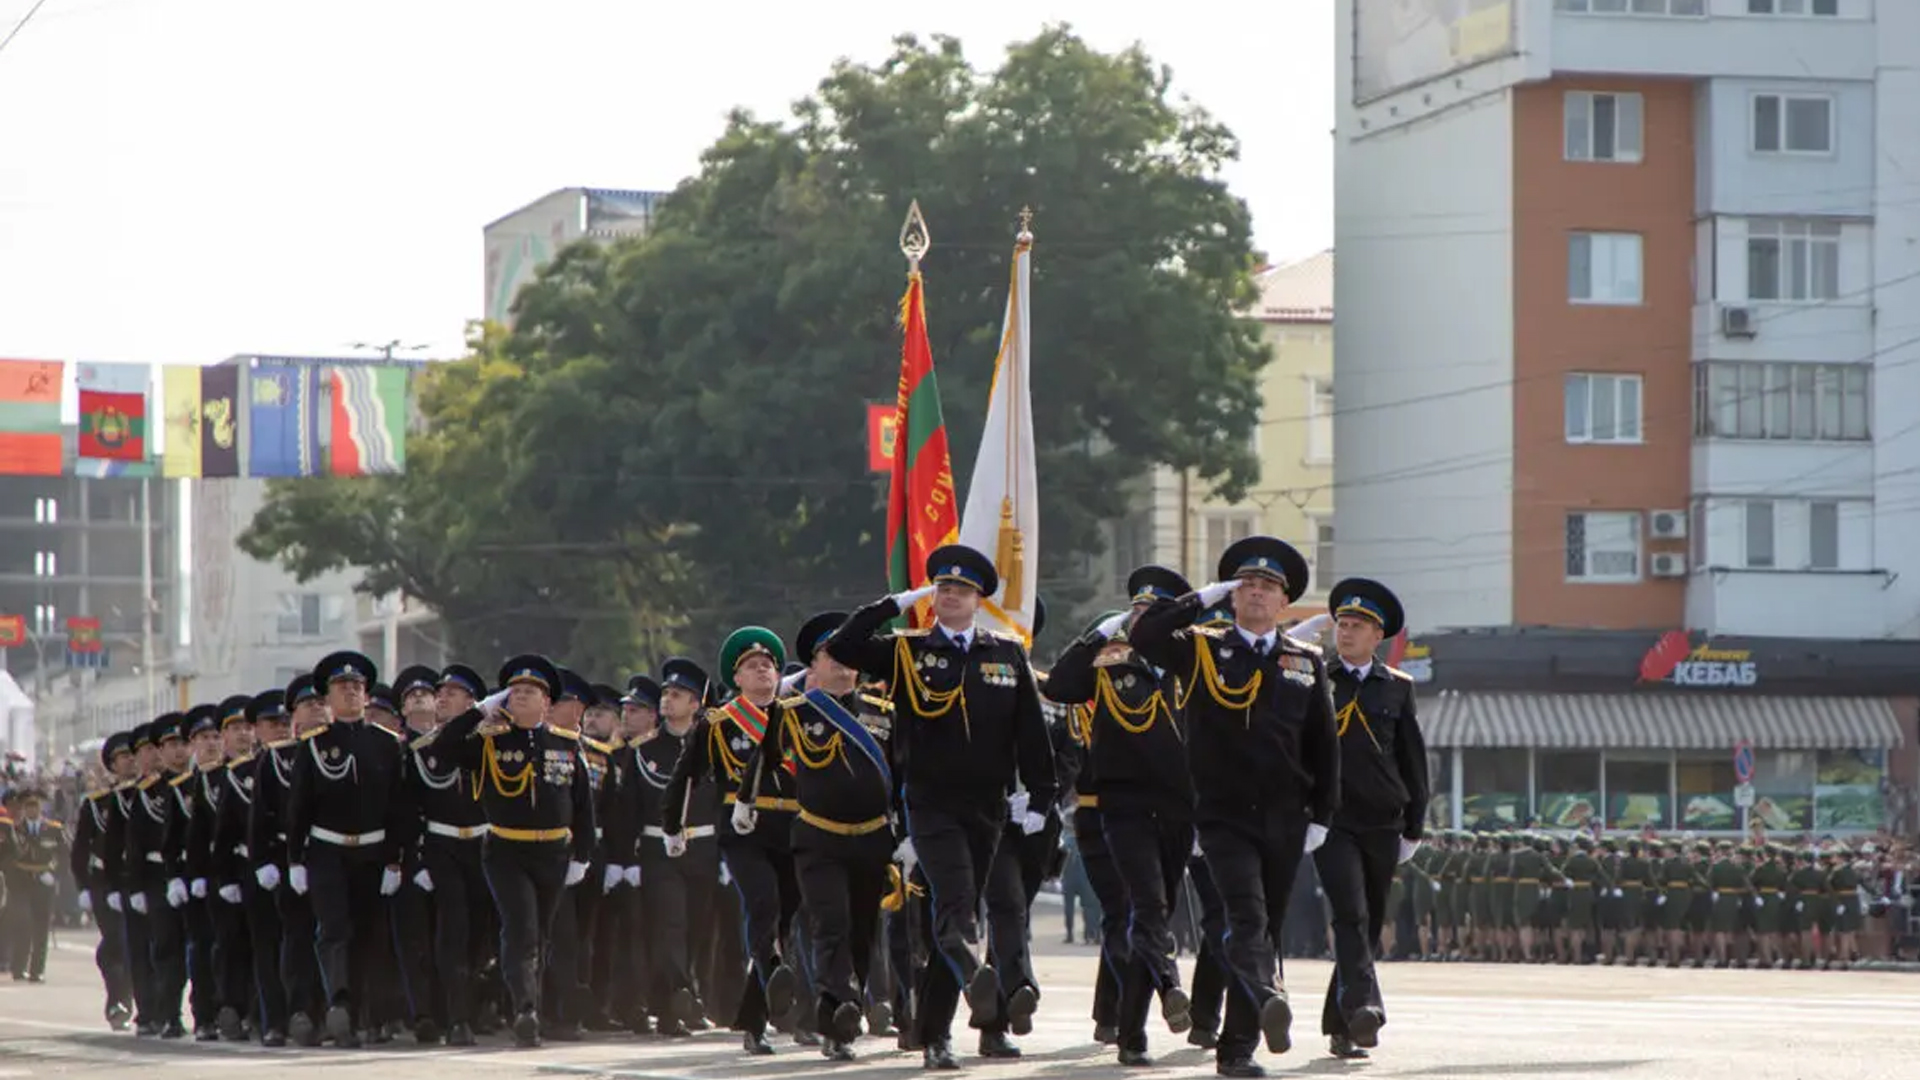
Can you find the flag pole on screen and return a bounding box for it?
[899,199,931,273]
[140,475,156,717]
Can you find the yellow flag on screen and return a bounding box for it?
[162,365,203,478]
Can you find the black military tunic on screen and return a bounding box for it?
[124,756,189,1036]
[403,719,496,1040]
[246,731,325,1041]
[69,758,135,1025]
[634,723,719,1035]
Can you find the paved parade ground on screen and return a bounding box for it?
[4,930,1918,1079]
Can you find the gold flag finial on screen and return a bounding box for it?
[900,200,932,271]
[1016,206,1034,244]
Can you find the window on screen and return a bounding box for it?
[1746,219,1840,301]
[1565,511,1641,582]
[276,592,347,640]
[1312,518,1335,583]
[1305,378,1333,463]
[1461,749,1530,829]
[1200,511,1256,564]
[1752,93,1833,154]
[1694,361,1869,441]
[1568,232,1643,305]
[1537,752,1603,829]
[1744,500,1776,568]
[1678,752,1740,829]
[272,666,308,691]
[1809,501,1840,569]
[33,603,57,636]
[33,550,56,576]
[1564,373,1643,444]
[33,496,57,523]
[1557,0,1705,14]
[1748,0,1838,14]
[1564,92,1644,163]
[1606,755,1672,829]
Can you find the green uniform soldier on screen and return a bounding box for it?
[1706,841,1751,966]
[1684,842,1713,962]
[1507,835,1547,962]
[1561,836,1604,964]
[1437,835,1468,959]
[1466,837,1493,960]
[1615,840,1650,966]
[3,791,67,982]
[1658,842,1694,966]
[1489,834,1517,962]
[1822,850,1861,969]
[1787,850,1825,968]
[1749,845,1788,968]
[1405,841,1435,959]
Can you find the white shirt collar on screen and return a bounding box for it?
[941,622,977,649]
[1235,626,1275,651]
[1347,660,1373,680]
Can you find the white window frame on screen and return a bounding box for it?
[1745,218,1841,302]
[1199,510,1258,566]
[1564,373,1644,445]
[1305,377,1334,464]
[1565,511,1642,584]
[1745,0,1838,15]
[1309,516,1335,584]
[1564,91,1644,164]
[1751,93,1835,155]
[1743,500,1776,569]
[1556,0,1706,15]
[1807,500,1841,570]
[1693,361,1870,442]
[1568,232,1643,306]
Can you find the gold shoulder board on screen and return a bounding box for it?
[895,627,932,638]
[1384,664,1413,681]
[1189,625,1226,639]
[857,693,894,712]
[1288,638,1323,656]
[990,629,1025,644]
[87,788,112,800]
[298,723,331,741]
[474,720,509,739]
[169,772,193,787]
[778,694,808,709]
[266,738,297,750]
[583,736,614,754]
[228,753,253,768]
[549,726,581,742]
[409,729,440,752]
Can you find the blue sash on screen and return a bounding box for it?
[802,688,892,792]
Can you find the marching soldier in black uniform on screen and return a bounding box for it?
[249,677,329,1044]
[170,705,224,1040]
[285,650,413,1048]
[607,674,659,1031]
[667,627,804,1055]
[383,664,445,1043]
[630,659,718,1036]
[399,664,492,1046]
[126,712,191,1038]
[1129,536,1340,1079]
[221,692,291,1046]
[535,667,597,1042]
[5,788,67,985]
[434,655,597,1048]
[737,611,898,1062]
[1050,566,1200,1066]
[1302,578,1427,1060]
[823,543,1057,1070]
[190,696,257,1042]
[580,683,633,1029]
[1182,601,1236,1050]
[70,730,137,1028]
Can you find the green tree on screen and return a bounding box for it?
[243,25,1268,668]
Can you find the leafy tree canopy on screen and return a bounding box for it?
[240,25,1269,675]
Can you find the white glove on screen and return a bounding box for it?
[891,584,937,609]
[1196,580,1244,607]
[603,864,624,892]
[1431,881,1441,892]
[289,864,309,895]
[1192,838,1204,859]
[1095,612,1128,638]
[1286,613,1331,642]
[1795,901,1804,913]
[1304,823,1329,854]
[1835,904,1844,915]
[166,878,189,908]
[130,892,148,914]
[78,891,94,912]
[413,868,434,893]
[191,878,208,899]
[894,838,918,877]
[664,833,688,858]
[1711,890,1720,901]
[1561,878,1574,889]
[255,864,281,892]
[719,861,733,887]
[1612,887,1623,898]
[480,688,512,716]
[39,870,57,887]
[1656,894,1667,906]
[1754,896,1764,908]
[380,866,403,896]
[565,861,589,887]
[1021,811,1047,836]
[1008,791,1031,820]
[107,891,123,912]
[218,884,242,904]
[731,801,757,834]
[623,865,640,888]
[778,670,805,695]
[1396,838,1421,864]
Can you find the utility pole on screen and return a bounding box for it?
[348,340,431,361]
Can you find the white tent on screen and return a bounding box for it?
[1,670,35,772]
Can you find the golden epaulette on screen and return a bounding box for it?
[474,720,510,739]
[1285,638,1323,656]
[410,729,440,752]
[1384,664,1413,681]
[87,787,113,801]
[169,772,193,787]
[779,694,808,709]
[137,776,160,790]
[858,693,894,712]
[379,724,407,740]
[228,753,253,768]
[990,629,1025,644]
[549,726,581,742]
[895,627,932,638]
[582,736,614,755]
[1188,625,1226,639]
[113,780,138,792]
[265,738,297,750]
[298,723,331,741]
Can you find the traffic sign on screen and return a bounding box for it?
[1732,740,1755,784]
[1733,783,1756,809]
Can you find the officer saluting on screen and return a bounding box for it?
[285,650,412,1049]
[434,655,596,1048]
[1297,578,1427,1061]
[1128,536,1339,1079]
[823,543,1057,1070]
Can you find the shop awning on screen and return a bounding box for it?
[1421,692,1906,750]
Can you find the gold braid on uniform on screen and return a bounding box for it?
[482,735,535,803]
[706,717,749,782]
[1335,697,1383,752]
[1067,704,1094,747]
[1177,636,1262,724]
[1094,668,1168,735]
[782,711,846,772]
[891,636,971,740]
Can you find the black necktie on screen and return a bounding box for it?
[1255,638,1271,658]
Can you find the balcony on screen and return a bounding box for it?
[1686,566,1890,638]
[1552,1,1875,81]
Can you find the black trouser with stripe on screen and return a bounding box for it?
[90,890,135,1013]
[977,818,1055,1034]
[276,886,325,1026]
[481,837,568,1018]
[721,838,800,1036]
[907,799,1004,1046]
[423,838,491,1028]
[209,890,253,1024]
[305,845,385,1014]
[1104,809,1195,1053]
[242,879,289,1035]
[792,823,890,1040]
[1184,853,1230,1037]
[1197,806,1309,1062]
[1312,826,1397,1039]
[1072,807,1128,1032]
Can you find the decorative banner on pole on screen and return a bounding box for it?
[327,365,408,475]
[76,362,151,462]
[161,365,204,478]
[867,402,896,474]
[66,616,103,653]
[248,362,320,477]
[0,359,65,476]
[0,614,25,648]
[199,365,242,478]
[884,201,960,630]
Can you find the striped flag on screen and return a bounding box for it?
[0,359,64,476]
[885,269,960,629]
[76,362,151,462]
[327,365,409,476]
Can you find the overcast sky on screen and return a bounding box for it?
[0,0,1332,370]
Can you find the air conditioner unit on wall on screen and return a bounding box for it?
[1648,509,1688,540]
[1650,552,1688,578]
[1721,305,1757,338]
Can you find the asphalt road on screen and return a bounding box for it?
[4,928,1917,1079]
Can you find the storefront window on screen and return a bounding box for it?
[1677,752,1738,831]
[1814,750,1885,831]
[1605,755,1670,829]
[1536,751,1601,830]
[1425,749,1451,831]
[1461,748,1528,829]
[1750,750,1815,832]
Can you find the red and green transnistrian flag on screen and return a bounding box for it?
[885,272,960,629]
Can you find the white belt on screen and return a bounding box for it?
[426,821,490,840]
[310,827,386,848]
[643,825,715,840]
[145,851,163,864]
